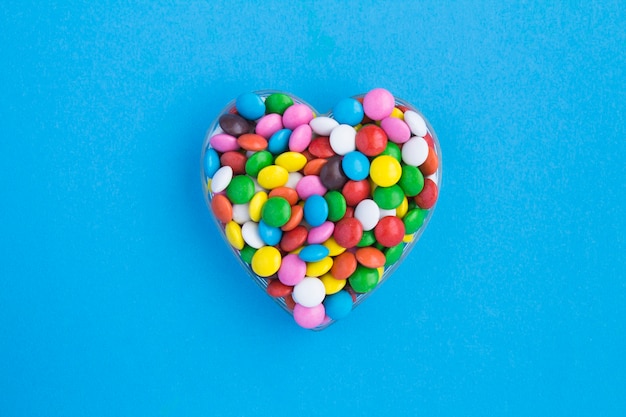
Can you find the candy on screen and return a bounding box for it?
[332,97,364,126]
[219,113,250,137]
[265,93,294,115]
[236,92,265,120]
[202,89,441,330]
[323,290,353,320]
[292,277,326,307]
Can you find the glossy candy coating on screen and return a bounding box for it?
[202,89,441,330]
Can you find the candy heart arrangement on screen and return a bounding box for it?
[201,88,441,330]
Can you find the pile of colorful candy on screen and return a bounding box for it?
[201,88,441,329]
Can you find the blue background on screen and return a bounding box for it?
[1,1,625,416]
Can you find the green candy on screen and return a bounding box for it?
[245,151,273,177]
[357,229,376,247]
[373,184,404,210]
[240,245,257,264]
[403,208,428,234]
[384,243,405,267]
[348,265,379,293]
[379,142,401,162]
[398,165,424,197]
[261,197,291,227]
[324,190,347,222]
[264,93,294,115]
[226,175,255,204]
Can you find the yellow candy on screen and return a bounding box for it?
[320,272,346,295]
[251,246,282,277]
[370,155,402,187]
[396,196,409,219]
[305,257,333,277]
[225,221,244,250]
[322,237,346,256]
[248,191,268,222]
[390,107,404,119]
[257,165,289,189]
[377,267,384,278]
[403,234,414,243]
[275,152,307,172]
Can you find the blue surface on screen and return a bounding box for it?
[1,2,625,416]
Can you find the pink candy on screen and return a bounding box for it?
[278,254,306,286]
[363,88,395,120]
[255,113,283,139]
[283,104,314,130]
[210,133,239,152]
[289,124,313,152]
[381,117,411,144]
[295,175,327,199]
[293,303,326,329]
[307,221,335,244]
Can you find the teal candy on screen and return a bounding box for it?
[268,128,292,154]
[341,151,370,181]
[204,148,220,178]
[236,92,265,120]
[323,290,353,320]
[333,97,364,126]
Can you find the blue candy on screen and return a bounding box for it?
[332,97,364,126]
[303,195,329,227]
[323,290,353,320]
[341,151,370,181]
[258,220,283,246]
[298,244,329,262]
[268,128,292,154]
[236,92,266,120]
[203,148,220,179]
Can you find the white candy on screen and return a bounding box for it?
[241,221,264,249]
[403,110,428,137]
[285,172,303,189]
[402,136,429,166]
[309,116,339,136]
[292,277,326,307]
[354,199,380,231]
[210,166,233,193]
[232,203,251,224]
[329,124,357,155]
[379,208,397,219]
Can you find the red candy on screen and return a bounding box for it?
[267,279,293,297]
[220,151,247,175]
[342,180,370,207]
[280,225,308,252]
[355,124,388,156]
[414,179,438,209]
[308,137,335,158]
[374,216,405,247]
[333,217,363,249]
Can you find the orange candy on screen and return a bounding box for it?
[355,247,386,269]
[419,147,439,176]
[211,194,233,223]
[280,204,304,232]
[330,252,357,280]
[269,187,299,206]
[237,133,268,151]
[303,158,328,176]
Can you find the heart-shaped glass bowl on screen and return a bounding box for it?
[201,90,442,330]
